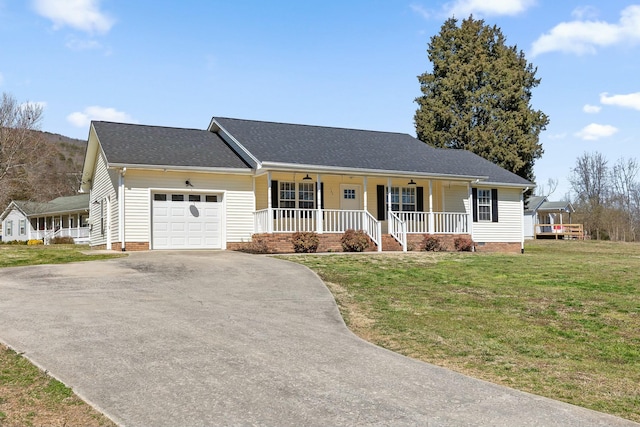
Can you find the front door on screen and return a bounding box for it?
[340,184,361,211]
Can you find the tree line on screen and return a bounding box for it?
[569,152,640,241]
[0,92,82,211]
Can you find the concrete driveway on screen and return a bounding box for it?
[0,251,637,427]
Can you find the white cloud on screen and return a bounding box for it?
[32,0,114,34]
[409,3,431,20]
[600,92,640,111]
[444,0,535,17]
[531,5,640,56]
[583,104,601,114]
[575,123,618,141]
[571,6,599,20]
[65,37,102,51]
[67,106,136,128]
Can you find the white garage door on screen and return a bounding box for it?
[152,193,222,249]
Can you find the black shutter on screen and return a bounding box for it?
[491,188,499,222]
[416,187,424,212]
[472,188,478,223]
[320,182,325,209]
[377,185,385,220]
[271,180,278,219]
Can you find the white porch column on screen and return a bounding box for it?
[428,180,434,233]
[267,171,273,233]
[316,174,323,234]
[387,178,392,218]
[468,183,474,238]
[363,176,368,212]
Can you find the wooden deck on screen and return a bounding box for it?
[535,224,584,240]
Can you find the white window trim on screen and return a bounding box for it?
[477,189,492,222]
[280,181,315,209]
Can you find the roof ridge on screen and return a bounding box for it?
[93,121,207,133]
[214,116,414,137]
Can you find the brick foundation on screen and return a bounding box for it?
[230,233,521,254]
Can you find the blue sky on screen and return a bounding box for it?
[1,0,639,198]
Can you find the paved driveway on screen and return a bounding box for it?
[0,251,637,427]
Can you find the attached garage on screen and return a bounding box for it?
[152,193,222,249]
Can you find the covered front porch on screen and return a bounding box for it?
[29,212,90,244]
[252,172,472,251]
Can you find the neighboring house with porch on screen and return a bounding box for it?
[0,194,90,243]
[79,117,532,253]
[524,196,582,239]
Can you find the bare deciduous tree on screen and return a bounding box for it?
[569,152,609,239]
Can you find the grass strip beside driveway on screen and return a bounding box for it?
[282,240,640,423]
[0,244,123,268]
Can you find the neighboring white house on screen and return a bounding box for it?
[524,196,577,239]
[79,117,533,253]
[1,194,90,244]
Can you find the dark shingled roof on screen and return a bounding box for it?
[214,117,532,185]
[92,121,251,169]
[11,194,89,216]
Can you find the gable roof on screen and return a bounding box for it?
[91,121,252,170]
[525,196,574,213]
[211,117,532,186]
[82,117,533,189]
[1,194,89,221]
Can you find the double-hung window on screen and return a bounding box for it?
[389,186,416,212]
[19,219,26,235]
[477,189,492,221]
[279,182,315,209]
[279,182,296,209]
[6,220,12,236]
[298,182,315,209]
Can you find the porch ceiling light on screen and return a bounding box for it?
[408,179,417,185]
[302,174,312,180]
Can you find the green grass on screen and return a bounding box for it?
[282,240,640,423]
[0,244,124,268]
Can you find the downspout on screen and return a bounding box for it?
[119,167,126,251]
[521,187,529,254]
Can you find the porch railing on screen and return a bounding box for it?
[397,212,468,234]
[433,212,468,234]
[254,208,382,249]
[388,211,407,252]
[32,227,90,244]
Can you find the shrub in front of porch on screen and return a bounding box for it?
[27,239,43,246]
[454,236,474,252]
[49,236,75,245]
[422,235,443,252]
[341,229,371,252]
[292,232,320,253]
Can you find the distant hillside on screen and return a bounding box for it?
[0,130,87,212]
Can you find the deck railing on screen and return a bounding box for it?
[535,223,584,240]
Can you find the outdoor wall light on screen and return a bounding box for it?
[185,180,194,187]
[408,179,417,185]
[302,174,312,180]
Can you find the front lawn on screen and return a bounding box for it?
[282,240,640,422]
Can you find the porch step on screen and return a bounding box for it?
[381,234,403,252]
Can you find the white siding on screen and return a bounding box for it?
[89,151,119,247]
[443,183,468,212]
[524,212,535,239]
[2,208,29,241]
[123,170,254,244]
[472,187,523,243]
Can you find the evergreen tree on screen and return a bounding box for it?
[415,16,549,182]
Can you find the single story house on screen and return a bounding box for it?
[79,117,533,253]
[1,194,90,243]
[524,196,579,239]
